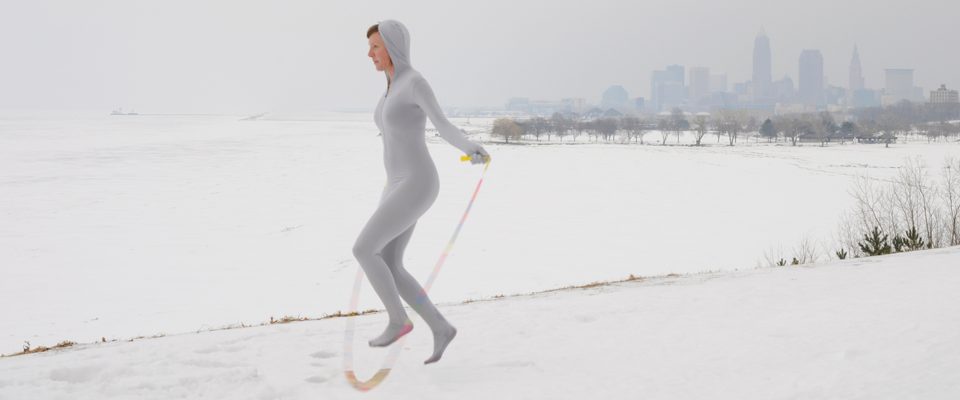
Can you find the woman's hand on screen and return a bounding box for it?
[465,144,489,165]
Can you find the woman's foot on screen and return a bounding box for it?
[368,319,413,347]
[424,323,457,364]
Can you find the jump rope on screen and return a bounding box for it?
[342,153,491,391]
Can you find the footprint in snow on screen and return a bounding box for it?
[305,375,331,384]
[332,259,352,273]
[574,314,598,323]
[310,350,336,359]
[49,366,101,383]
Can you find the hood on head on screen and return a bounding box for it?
[377,19,412,79]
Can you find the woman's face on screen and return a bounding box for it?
[367,32,392,72]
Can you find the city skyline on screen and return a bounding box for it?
[531,29,952,113]
[511,29,953,115]
[1,0,957,113]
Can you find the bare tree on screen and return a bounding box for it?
[637,117,651,144]
[529,116,548,142]
[669,108,688,144]
[657,117,670,145]
[837,155,960,258]
[584,119,599,142]
[800,113,826,147]
[792,235,820,264]
[551,112,570,142]
[712,117,725,143]
[836,210,866,258]
[779,116,805,146]
[761,243,789,267]
[892,156,941,248]
[636,116,649,144]
[692,114,709,146]
[596,118,618,142]
[491,118,522,143]
[848,175,896,241]
[572,120,588,142]
[878,112,901,148]
[818,111,837,147]
[718,109,746,146]
[942,156,960,246]
[620,116,648,144]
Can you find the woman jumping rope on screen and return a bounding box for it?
[355,19,489,365]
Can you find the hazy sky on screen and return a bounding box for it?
[1,0,957,114]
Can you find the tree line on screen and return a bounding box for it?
[490,102,960,148]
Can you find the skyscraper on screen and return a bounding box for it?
[666,65,685,86]
[650,65,686,111]
[883,69,914,105]
[849,45,865,91]
[799,50,824,106]
[688,67,710,103]
[752,30,772,100]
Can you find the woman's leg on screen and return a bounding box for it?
[381,221,458,364]
[381,222,449,329]
[352,184,430,347]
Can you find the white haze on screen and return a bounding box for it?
[0,0,957,113]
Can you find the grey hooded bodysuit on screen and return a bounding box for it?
[352,19,487,364]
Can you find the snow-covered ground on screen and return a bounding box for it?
[1,243,958,399]
[1,110,959,384]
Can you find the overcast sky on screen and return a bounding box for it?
[1,0,957,114]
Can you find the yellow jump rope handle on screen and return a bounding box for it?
[461,154,491,163]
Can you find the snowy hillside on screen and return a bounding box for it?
[3,112,958,357]
[1,246,958,399]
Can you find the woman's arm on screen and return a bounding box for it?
[412,76,480,155]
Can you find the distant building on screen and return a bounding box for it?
[825,85,847,106]
[689,67,711,103]
[561,97,587,114]
[583,107,604,119]
[799,50,824,107]
[601,85,630,111]
[752,30,773,100]
[883,68,922,105]
[527,100,566,115]
[506,97,576,116]
[850,89,880,109]
[633,97,646,112]
[506,97,530,112]
[772,76,795,102]
[700,92,738,111]
[847,46,867,110]
[885,69,913,98]
[709,74,728,93]
[849,45,865,91]
[912,87,926,103]
[930,84,960,104]
[602,108,623,118]
[732,81,753,108]
[733,81,749,96]
[651,65,685,112]
[775,103,818,115]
